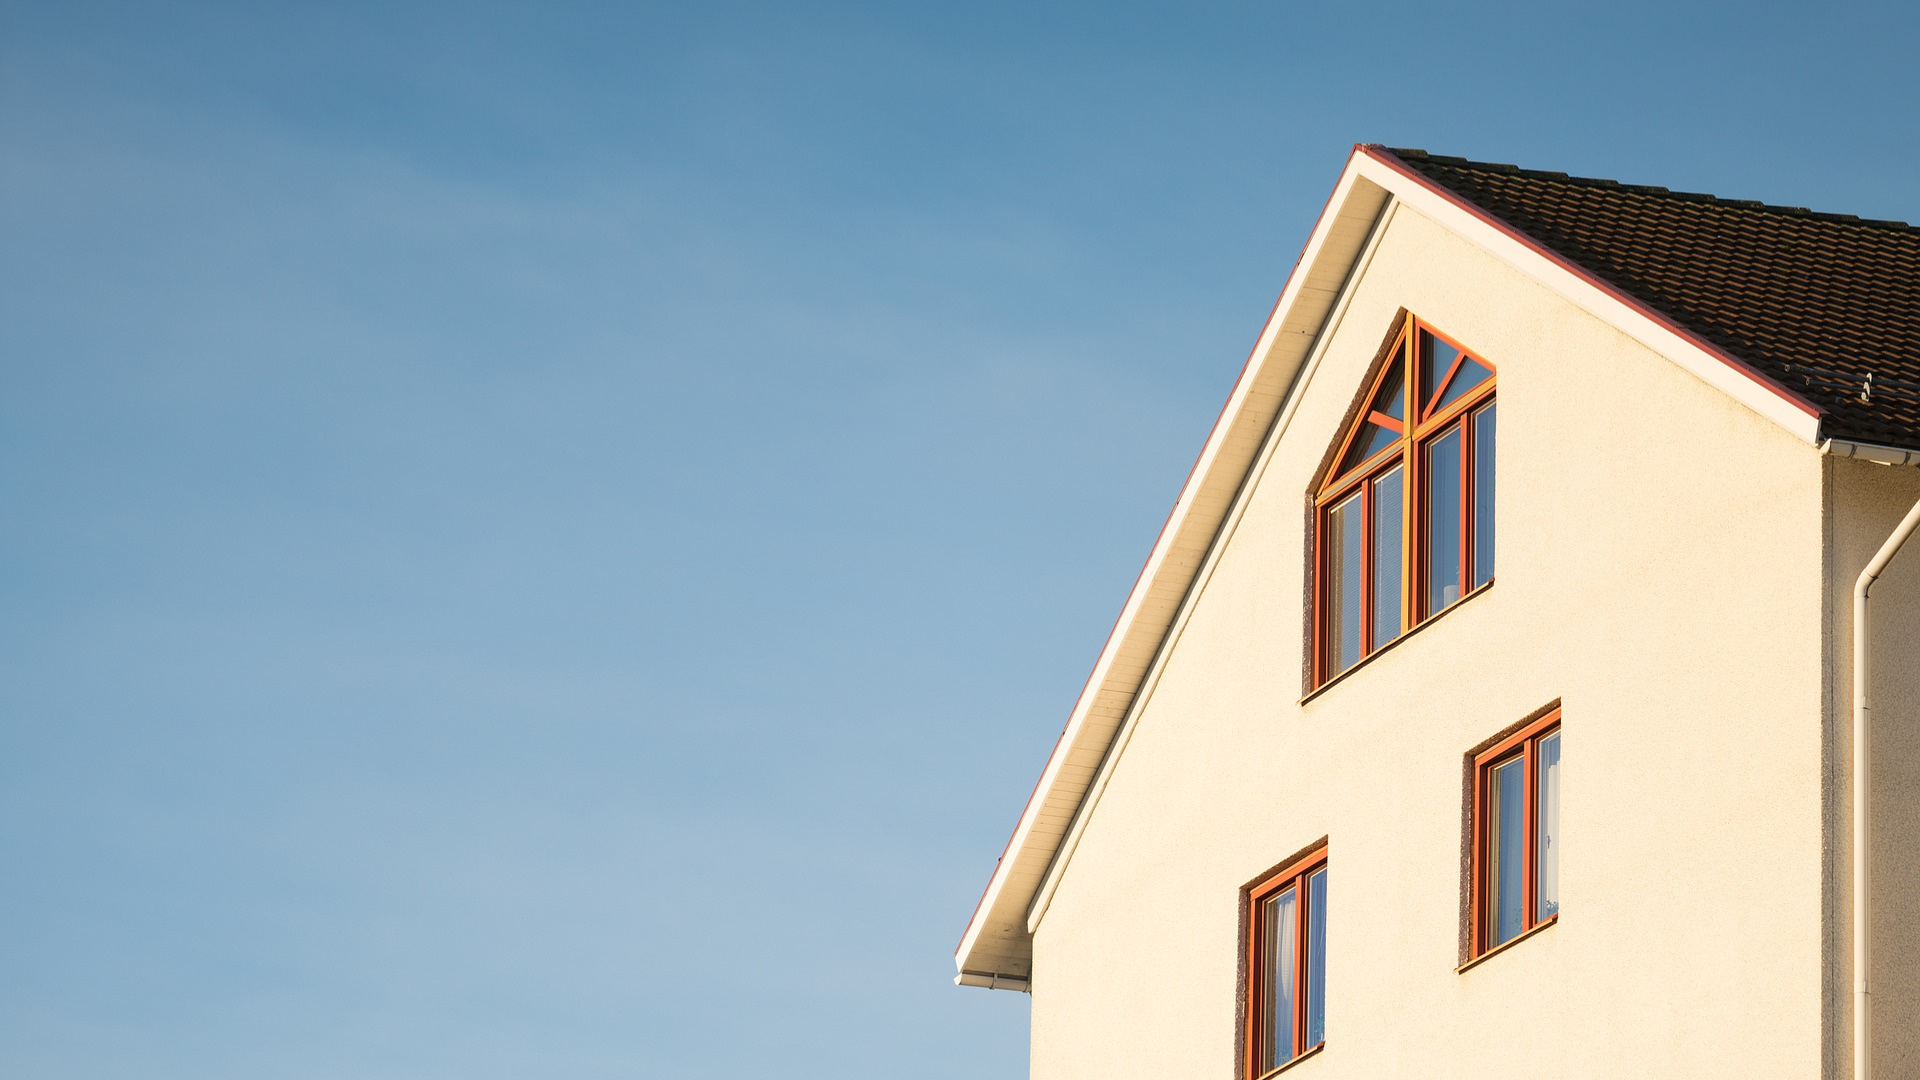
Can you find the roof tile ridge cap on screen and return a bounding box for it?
[1594,179,1919,232]
[1397,152,1920,232]
[1390,151,1635,188]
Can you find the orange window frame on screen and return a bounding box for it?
[1242,845,1328,1078]
[1312,316,1496,688]
[1468,709,1561,958]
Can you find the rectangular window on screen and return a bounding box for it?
[1245,847,1329,1075]
[1470,709,1561,958]
[1369,466,1404,651]
[1325,492,1363,675]
[1471,402,1496,590]
[1423,426,1463,613]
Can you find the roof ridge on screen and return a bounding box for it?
[1383,146,1919,234]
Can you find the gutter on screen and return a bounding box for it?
[1823,438,1920,1080]
[1826,438,1920,467]
[954,970,1031,993]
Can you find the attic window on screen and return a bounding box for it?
[1313,317,1497,687]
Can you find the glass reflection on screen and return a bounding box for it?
[1425,428,1463,614]
[1421,331,1461,411]
[1371,467,1403,651]
[1375,360,1406,423]
[1472,403,1496,589]
[1342,421,1399,476]
[1326,493,1363,674]
[1305,868,1328,1048]
[1265,888,1297,1069]
[1488,756,1526,946]
[1537,733,1561,919]
[1435,355,1494,413]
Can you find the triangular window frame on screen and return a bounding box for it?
[1311,315,1499,690]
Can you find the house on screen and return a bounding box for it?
[952,146,1920,1079]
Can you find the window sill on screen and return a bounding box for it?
[1300,579,1494,706]
[1455,913,1557,974]
[1257,1042,1325,1079]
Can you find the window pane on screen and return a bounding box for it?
[1424,428,1463,615]
[1471,403,1496,590]
[1305,868,1328,1048]
[1370,466,1404,650]
[1420,331,1461,413]
[1338,361,1409,479]
[1325,493,1363,675]
[1537,732,1561,919]
[1338,421,1399,477]
[1434,354,1494,413]
[1488,757,1526,946]
[1264,888,1298,1067]
[1372,359,1406,423]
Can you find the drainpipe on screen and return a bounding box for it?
[1828,438,1920,1080]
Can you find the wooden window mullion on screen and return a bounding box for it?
[1359,482,1373,663]
[1400,325,1417,633]
[1470,764,1487,954]
[1456,418,1470,602]
[1293,871,1309,1057]
[1462,408,1477,591]
[1522,736,1538,930]
[1313,512,1327,685]
[1246,905,1260,1079]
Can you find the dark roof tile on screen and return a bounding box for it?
[1382,147,1920,449]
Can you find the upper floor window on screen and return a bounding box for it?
[1313,317,1496,686]
[1243,845,1328,1076]
[1470,709,1561,958]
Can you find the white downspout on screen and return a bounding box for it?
[1836,438,1920,1080]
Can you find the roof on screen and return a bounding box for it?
[1387,148,1920,449]
[954,146,1920,991]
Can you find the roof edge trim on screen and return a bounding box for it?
[953,147,1392,985]
[1020,198,1405,937]
[1358,145,1825,441]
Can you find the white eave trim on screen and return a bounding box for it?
[1020,197,1403,936]
[953,148,1394,986]
[1823,438,1920,466]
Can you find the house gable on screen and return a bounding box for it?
[1028,195,1830,1076]
[955,145,1885,989]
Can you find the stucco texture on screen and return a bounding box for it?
[1028,205,1843,1078]
[1826,457,1920,1078]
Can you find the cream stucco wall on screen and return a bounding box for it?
[1826,457,1920,1078]
[1028,204,1840,1078]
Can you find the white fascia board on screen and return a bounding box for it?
[1352,149,1824,445]
[1823,438,1920,466]
[953,149,1392,984]
[1020,199,1403,936]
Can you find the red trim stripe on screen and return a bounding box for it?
[1359,145,1823,422]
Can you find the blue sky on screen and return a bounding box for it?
[3,2,1917,1077]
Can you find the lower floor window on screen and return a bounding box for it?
[1472,710,1561,956]
[1245,847,1328,1075]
